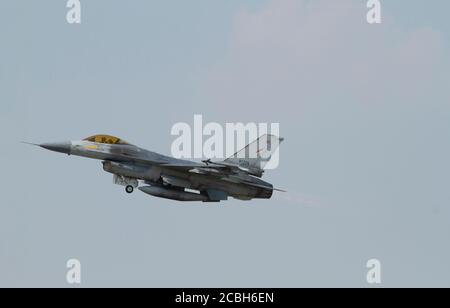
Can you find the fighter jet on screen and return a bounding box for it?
[27,134,284,202]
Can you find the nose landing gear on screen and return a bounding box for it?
[125,185,134,194]
[112,174,138,194]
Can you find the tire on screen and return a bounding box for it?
[125,185,134,194]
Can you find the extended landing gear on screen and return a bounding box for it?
[112,174,138,194]
[125,185,134,194]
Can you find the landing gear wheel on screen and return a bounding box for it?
[125,185,134,194]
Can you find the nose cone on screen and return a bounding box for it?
[40,141,72,155]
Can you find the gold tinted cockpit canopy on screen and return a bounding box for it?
[83,135,131,145]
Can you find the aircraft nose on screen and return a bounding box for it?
[40,141,72,155]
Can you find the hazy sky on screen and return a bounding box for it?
[1,0,449,287]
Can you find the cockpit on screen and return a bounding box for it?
[83,135,131,145]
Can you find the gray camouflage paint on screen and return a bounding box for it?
[35,134,282,202]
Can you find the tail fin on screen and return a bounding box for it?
[224,134,284,175]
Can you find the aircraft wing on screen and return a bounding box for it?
[160,163,233,176]
[160,161,265,177]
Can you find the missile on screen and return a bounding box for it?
[138,186,209,202]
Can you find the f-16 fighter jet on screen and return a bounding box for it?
[27,134,284,202]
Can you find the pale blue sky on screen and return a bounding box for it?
[1,0,449,287]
